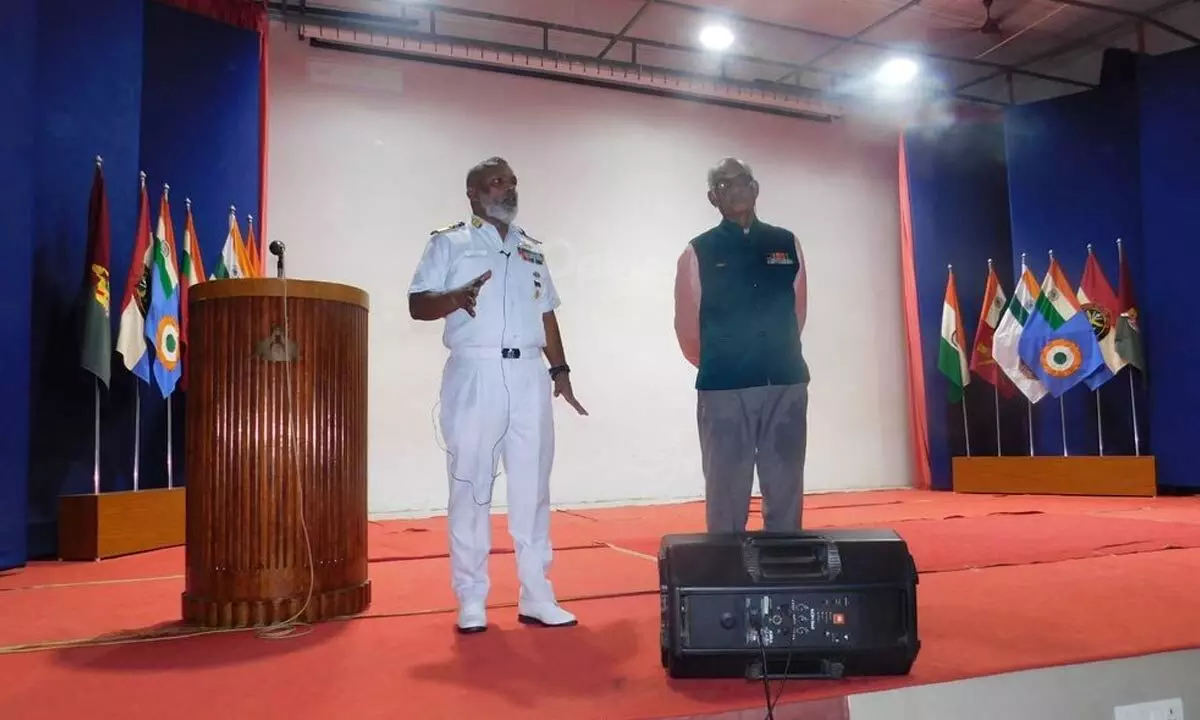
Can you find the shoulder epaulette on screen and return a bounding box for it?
[430,221,465,236]
[518,228,541,244]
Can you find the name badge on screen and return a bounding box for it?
[462,249,488,257]
[765,251,795,265]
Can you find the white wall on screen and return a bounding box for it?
[267,25,913,517]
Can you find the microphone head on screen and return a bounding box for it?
[268,241,286,256]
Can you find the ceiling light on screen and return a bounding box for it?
[699,24,734,51]
[877,57,919,85]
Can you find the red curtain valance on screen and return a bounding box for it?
[153,0,267,34]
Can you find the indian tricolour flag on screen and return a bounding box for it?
[179,201,205,391]
[992,260,1048,403]
[937,267,970,403]
[180,201,205,289]
[211,208,250,279]
[144,191,182,398]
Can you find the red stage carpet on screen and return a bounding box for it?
[2,489,1199,720]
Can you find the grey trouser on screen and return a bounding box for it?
[697,383,809,533]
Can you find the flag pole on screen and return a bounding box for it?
[167,395,174,489]
[1047,248,1068,458]
[962,397,972,457]
[948,262,971,457]
[1116,238,1142,457]
[1027,399,1035,456]
[1128,371,1141,456]
[1059,396,1068,457]
[133,387,141,491]
[993,384,1001,456]
[249,213,258,275]
[1017,252,1035,457]
[158,183,174,490]
[985,257,1002,456]
[91,154,104,496]
[133,170,146,493]
[1085,243,1106,457]
[93,379,101,495]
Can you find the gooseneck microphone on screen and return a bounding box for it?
[269,240,286,278]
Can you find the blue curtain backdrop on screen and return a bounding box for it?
[4,0,262,565]
[1138,46,1200,490]
[1004,82,1146,461]
[137,0,263,502]
[25,0,147,558]
[0,0,39,572]
[904,121,1025,490]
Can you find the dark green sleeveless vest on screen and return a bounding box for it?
[690,219,809,391]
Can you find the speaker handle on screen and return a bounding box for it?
[742,534,843,582]
[747,658,846,681]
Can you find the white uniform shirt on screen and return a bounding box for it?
[408,215,561,351]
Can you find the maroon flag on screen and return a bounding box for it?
[969,264,1015,397]
[80,159,112,387]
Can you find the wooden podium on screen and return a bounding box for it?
[181,278,371,628]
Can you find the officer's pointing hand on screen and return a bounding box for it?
[455,270,491,317]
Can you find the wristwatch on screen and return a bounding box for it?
[549,364,570,380]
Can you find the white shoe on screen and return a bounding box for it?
[517,602,577,628]
[456,602,488,634]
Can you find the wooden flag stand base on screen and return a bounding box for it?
[952,456,1157,497]
[57,488,186,560]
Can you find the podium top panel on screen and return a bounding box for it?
[190,278,370,311]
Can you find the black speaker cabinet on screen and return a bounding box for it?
[659,530,920,680]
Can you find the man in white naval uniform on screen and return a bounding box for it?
[408,156,588,634]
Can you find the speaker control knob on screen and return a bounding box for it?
[720,612,735,629]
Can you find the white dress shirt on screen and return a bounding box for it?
[409,215,561,351]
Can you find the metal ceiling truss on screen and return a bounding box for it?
[954,0,1195,92]
[597,0,655,61]
[774,0,924,85]
[654,0,1196,82]
[1047,0,1199,44]
[648,0,1095,90]
[270,1,1005,118]
[286,14,844,121]
[268,0,1196,112]
[305,34,845,121]
[645,0,1195,98]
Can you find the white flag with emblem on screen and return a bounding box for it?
[992,261,1048,403]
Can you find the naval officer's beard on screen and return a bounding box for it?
[483,198,518,226]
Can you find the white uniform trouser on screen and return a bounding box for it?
[439,347,556,607]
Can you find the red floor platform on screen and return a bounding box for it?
[2,489,1200,720]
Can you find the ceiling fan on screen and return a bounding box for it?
[926,0,1012,41]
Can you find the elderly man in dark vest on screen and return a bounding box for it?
[673,157,810,532]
